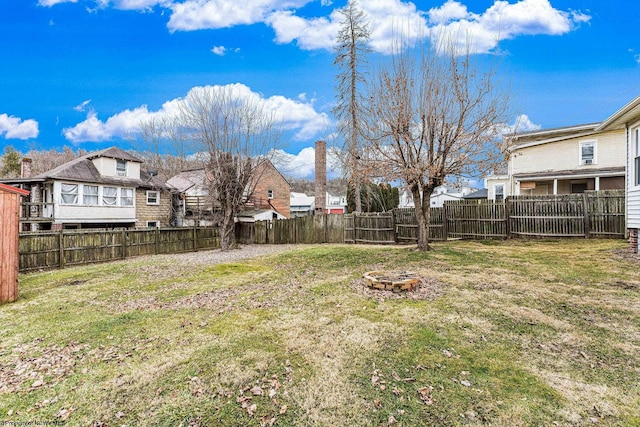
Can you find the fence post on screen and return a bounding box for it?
[58,228,65,269]
[155,227,160,255]
[442,204,449,241]
[583,193,591,238]
[122,229,127,260]
[193,224,198,251]
[505,197,511,239]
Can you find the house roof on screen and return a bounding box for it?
[507,123,601,150]
[0,182,30,196]
[24,146,156,187]
[597,95,640,131]
[462,188,488,199]
[166,169,207,193]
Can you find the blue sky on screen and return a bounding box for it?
[1,0,639,178]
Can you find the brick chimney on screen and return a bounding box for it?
[314,140,326,215]
[21,158,32,178]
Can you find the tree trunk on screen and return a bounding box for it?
[412,187,432,251]
[219,206,236,251]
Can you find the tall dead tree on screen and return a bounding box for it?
[364,36,510,250]
[142,85,282,250]
[333,0,370,213]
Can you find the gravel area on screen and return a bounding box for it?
[125,244,303,267]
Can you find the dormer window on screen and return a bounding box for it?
[580,141,596,165]
[116,159,127,176]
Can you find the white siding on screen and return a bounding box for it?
[512,128,626,175]
[628,123,640,229]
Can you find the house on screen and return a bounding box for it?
[399,185,476,208]
[290,192,315,217]
[462,188,488,200]
[595,96,640,252]
[167,159,291,226]
[325,193,347,214]
[0,147,172,230]
[486,113,626,200]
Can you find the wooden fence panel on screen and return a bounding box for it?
[324,214,345,243]
[18,232,60,272]
[445,200,507,239]
[63,230,124,267]
[354,212,395,244]
[127,229,157,257]
[344,214,355,243]
[586,190,625,238]
[509,195,585,237]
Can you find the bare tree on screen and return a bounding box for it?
[364,36,510,250]
[333,0,370,213]
[142,86,282,250]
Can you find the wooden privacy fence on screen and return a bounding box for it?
[19,226,220,272]
[237,214,345,245]
[345,190,626,245]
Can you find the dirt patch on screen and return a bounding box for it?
[352,276,444,302]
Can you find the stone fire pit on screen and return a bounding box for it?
[363,271,420,292]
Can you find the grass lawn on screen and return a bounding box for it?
[1,240,639,426]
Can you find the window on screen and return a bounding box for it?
[494,184,504,201]
[635,129,640,186]
[103,187,117,206]
[121,188,134,206]
[147,221,158,228]
[580,141,596,165]
[147,190,160,205]
[116,159,126,176]
[267,189,274,199]
[61,183,78,204]
[83,185,98,205]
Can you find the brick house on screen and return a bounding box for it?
[167,159,290,225]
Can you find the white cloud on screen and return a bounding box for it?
[38,0,77,6]
[74,99,92,112]
[167,0,311,32]
[0,114,39,140]
[271,145,342,179]
[211,45,226,56]
[504,114,541,134]
[269,0,589,54]
[63,83,329,144]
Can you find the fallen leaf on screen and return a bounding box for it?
[460,380,472,387]
[251,386,264,396]
[116,411,125,418]
[279,404,288,415]
[388,415,397,425]
[247,404,257,416]
[268,388,277,398]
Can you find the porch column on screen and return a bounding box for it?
[595,176,600,191]
[553,179,558,195]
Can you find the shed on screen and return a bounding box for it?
[0,183,29,303]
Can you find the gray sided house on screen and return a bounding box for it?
[0,146,172,231]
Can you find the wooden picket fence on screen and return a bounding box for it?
[345,190,625,245]
[19,226,220,272]
[17,191,625,272]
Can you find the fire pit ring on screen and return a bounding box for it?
[363,271,420,292]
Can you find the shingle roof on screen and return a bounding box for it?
[31,146,150,187]
[166,169,207,193]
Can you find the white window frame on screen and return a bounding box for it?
[494,184,505,201]
[60,183,79,205]
[146,190,160,205]
[83,185,99,205]
[102,186,118,206]
[579,140,597,165]
[116,159,127,176]
[120,188,134,206]
[635,129,640,187]
[267,189,274,199]
[146,221,159,228]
